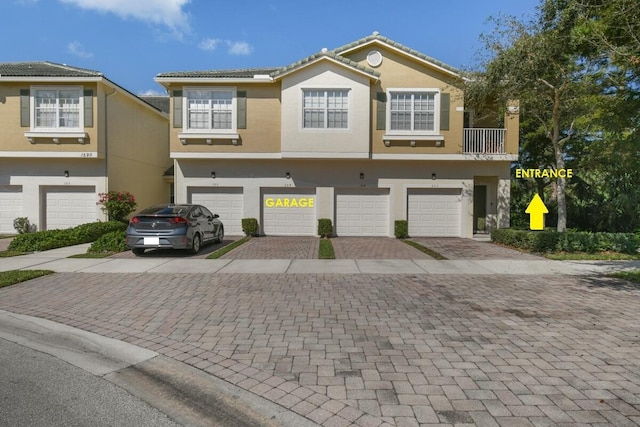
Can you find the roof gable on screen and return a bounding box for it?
[270,50,380,81]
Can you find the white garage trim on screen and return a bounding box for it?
[43,186,97,230]
[0,185,23,234]
[335,188,389,236]
[262,188,316,236]
[189,187,244,235]
[408,188,462,237]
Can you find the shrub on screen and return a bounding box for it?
[394,220,409,239]
[241,218,259,237]
[8,221,126,252]
[88,230,127,253]
[491,228,640,254]
[318,218,333,238]
[97,191,137,222]
[13,217,36,234]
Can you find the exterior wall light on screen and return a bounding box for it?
[211,171,216,179]
[432,173,436,180]
[285,172,291,179]
[360,173,365,180]
[64,170,69,178]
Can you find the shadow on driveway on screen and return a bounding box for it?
[111,236,243,259]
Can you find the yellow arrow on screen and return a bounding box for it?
[525,194,548,230]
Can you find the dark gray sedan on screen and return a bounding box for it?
[125,204,224,255]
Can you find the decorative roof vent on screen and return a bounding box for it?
[321,47,328,53]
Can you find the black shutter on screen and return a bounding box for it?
[20,89,30,127]
[440,93,450,131]
[83,89,93,127]
[376,92,387,130]
[173,90,183,128]
[237,91,247,129]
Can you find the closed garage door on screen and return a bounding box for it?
[262,188,316,235]
[190,187,244,235]
[45,187,97,230]
[336,188,389,236]
[0,186,23,233]
[408,188,461,236]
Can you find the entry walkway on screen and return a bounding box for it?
[1,243,639,275]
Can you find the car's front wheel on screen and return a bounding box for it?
[216,226,224,243]
[132,248,145,256]
[190,233,201,254]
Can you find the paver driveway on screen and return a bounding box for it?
[1,273,639,426]
[408,238,542,260]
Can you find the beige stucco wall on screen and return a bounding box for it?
[280,61,371,157]
[167,83,281,155]
[0,82,99,153]
[103,83,171,211]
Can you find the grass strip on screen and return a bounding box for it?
[207,237,251,259]
[608,270,640,284]
[0,251,29,258]
[544,252,640,261]
[319,239,335,259]
[69,252,114,259]
[0,270,54,288]
[402,239,448,260]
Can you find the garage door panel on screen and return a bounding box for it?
[408,188,461,237]
[45,187,97,230]
[262,189,316,236]
[190,187,244,235]
[335,189,389,236]
[0,186,23,234]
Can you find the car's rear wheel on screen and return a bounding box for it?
[132,248,145,255]
[216,226,224,243]
[190,233,201,254]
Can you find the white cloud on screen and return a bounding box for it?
[227,41,252,56]
[58,0,191,33]
[67,41,93,58]
[199,38,221,51]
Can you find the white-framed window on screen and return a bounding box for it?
[184,88,236,132]
[302,89,349,129]
[387,89,439,134]
[31,86,83,130]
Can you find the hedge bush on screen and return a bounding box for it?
[394,220,409,239]
[491,229,640,254]
[7,221,127,252]
[88,231,127,253]
[241,218,259,237]
[318,218,333,238]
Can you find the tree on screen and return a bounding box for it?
[466,2,600,231]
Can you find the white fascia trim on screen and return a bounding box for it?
[372,153,519,161]
[171,152,282,159]
[337,40,461,79]
[0,151,101,158]
[281,152,370,159]
[155,77,274,87]
[273,56,379,82]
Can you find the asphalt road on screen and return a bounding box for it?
[0,338,180,427]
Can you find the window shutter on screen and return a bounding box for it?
[440,93,450,131]
[376,92,387,130]
[20,89,30,127]
[173,90,183,128]
[237,91,247,129]
[83,89,93,127]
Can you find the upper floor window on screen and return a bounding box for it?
[303,89,349,129]
[33,88,82,129]
[388,89,439,134]
[185,88,236,132]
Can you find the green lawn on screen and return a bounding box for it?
[207,237,251,259]
[544,252,640,261]
[319,239,335,259]
[0,270,54,288]
[608,270,640,284]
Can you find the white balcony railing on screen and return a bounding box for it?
[463,128,506,154]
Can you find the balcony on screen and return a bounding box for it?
[463,128,505,154]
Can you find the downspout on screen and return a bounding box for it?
[104,88,117,198]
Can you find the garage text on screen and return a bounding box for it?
[264,198,314,208]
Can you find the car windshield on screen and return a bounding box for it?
[138,205,191,216]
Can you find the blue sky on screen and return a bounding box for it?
[1,0,540,95]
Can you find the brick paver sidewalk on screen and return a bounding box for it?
[1,273,639,426]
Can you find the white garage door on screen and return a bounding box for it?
[190,187,244,235]
[45,187,97,230]
[336,189,389,236]
[262,188,316,235]
[0,186,23,234]
[408,188,461,237]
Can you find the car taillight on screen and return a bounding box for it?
[171,217,189,224]
[130,217,140,224]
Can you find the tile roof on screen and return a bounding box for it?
[156,67,281,79]
[332,32,461,75]
[140,95,170,113]
[0,61,103,77]
[269,50,380,79]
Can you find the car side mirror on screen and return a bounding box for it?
[213,214,219,219]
